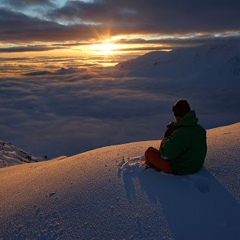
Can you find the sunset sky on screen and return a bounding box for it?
[0,0,240,157]
[0,0,240,59]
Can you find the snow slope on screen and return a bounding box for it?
[117,41,240,78]
[0,141,67,168]
[1,123,240,240]
[0,140,46,168]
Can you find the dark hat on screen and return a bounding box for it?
[172,100,191,117]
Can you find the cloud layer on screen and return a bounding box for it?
[1,41,240,158]
[0,66,175,157]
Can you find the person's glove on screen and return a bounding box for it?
[164,122,175,138]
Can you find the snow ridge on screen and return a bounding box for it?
[0,140,46,168]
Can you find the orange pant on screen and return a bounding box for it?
[145,147,174,174]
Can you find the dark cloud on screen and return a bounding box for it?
[0,8,97,43]
[0,45,60,53]
[47,0,240,34]
[116,35,240,49]
[1,0,54,9]
[0,42,91,53]
[0,1,240,44]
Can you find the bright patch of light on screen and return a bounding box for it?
[91,41,118,55]
[54,0,68,7]
[78,0,95,3]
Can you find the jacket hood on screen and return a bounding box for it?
[175,110,198,126]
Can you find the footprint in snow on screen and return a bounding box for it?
[119,156,145,169]
[118,156,146,178]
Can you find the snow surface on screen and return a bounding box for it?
[117,41,240,78]
[0,140,67,168]
[1,122,240,239]
[0,141,48,168]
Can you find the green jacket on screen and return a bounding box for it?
[160,110,207,175]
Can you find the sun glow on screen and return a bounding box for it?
[91,41,118,55]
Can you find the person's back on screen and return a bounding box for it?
[160,109,207,175]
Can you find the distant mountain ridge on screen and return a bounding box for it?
[0,140,46,168]
[116,41,240,78]
[0,140,68,168]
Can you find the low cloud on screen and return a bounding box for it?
[0,45,62,53]
[1,64,239,157]
[0,66,178,157]
[1,42,239,157]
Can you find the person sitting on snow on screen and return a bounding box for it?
[144,100,207,175]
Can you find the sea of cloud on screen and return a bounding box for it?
[0,56,239,158]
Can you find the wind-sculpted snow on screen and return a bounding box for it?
[0,123,240,239]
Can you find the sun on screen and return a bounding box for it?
[101,42,114,55]
[91,41,117,55]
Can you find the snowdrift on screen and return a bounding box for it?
[1,123,240,239]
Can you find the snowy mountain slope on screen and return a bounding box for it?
[0,140,67,168]
[0,140,46,168]
[116,41,240,78]
[0,122,240,239]
[115,41,240,130]
[180,53,240,112]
